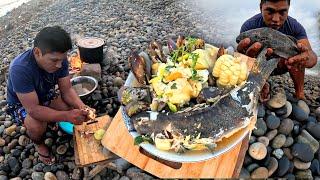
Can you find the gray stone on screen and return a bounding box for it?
[292,143,314,162]
[283,136,294,147]
[257,104,265,118]
[22,159,32,169]
[32,172,44,180]
[267,92,286,109]
[56,171,69,180]
[277,156,290,176]
[295,170,313,179]
[297,130,319,154]
[272,148,284,159]
[297,100,310,115]
[292,104,308,122]
[253,118,267,136]
[257,136,269,147]
[249,142,267,160]
[239,168,250,179]
[266,129,278,141]
[278,118,294,135]
[266,114,280,129]
[267,157,278,176]
[271,134,286,149]
[246,163,259,173]
[306,122,320,140]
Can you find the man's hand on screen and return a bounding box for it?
[67,109,88,125]
[285,43,312,70]
[237,38,273,58]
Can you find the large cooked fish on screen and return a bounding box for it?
[131,48,279,142]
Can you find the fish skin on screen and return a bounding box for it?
[131,48,280,142]
[236,27,299,59]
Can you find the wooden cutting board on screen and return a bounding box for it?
[101,110,249,178]
[74,115,115,166]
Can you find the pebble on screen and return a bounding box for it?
[266,114,280,129]
[267,92,287,109]
[22,158,32,169]
[266,129,278,141]
[294,158,311,170]
[278,118,294,135]
[297,130,319,154]
[283,136,294,148]
[297,100,310,115]
[311,159,320,175]
[5,125,16,136]
[291,104,309,122]
[271,134,286,149]
[257,136,269,147]
[45,138,53,147]
[56,145,68,155]
[251,167,268,179]
[275,105,287,116]
[3,121,12,128]
[56,171,69,180]
[267,157,278,176]
[253,118,267,136]
[19,126,26,134]
[315,107,320,118]
[306,122,320,139]
[278,156,290,177]
[292,143,314,162]
[295,169,313,179]
[246,163,259,173]
[18,135,30,146]
[44,172,57,180]
[285,173,296,180]
[272,148,284,159]
[32,172,44,180]
[113,77,124,87]
[248,142,267,160]
[0,138,5,146]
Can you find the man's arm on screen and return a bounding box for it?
[17,91,70,122]
[286,39,317,69]
[58,76,85,109]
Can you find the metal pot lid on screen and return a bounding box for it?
[77,37,105,48]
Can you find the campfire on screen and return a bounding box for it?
[69,53,84,74]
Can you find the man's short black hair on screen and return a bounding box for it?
[34,26,72,55]
[260,0,290,6]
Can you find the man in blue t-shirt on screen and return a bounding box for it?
[237,0,317,100]
[7,26,91,165]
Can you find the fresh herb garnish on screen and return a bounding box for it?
[134,135,153,145]
[171,83,177,89]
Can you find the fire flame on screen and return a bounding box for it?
[69,54,82,71]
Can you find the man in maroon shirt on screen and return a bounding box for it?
[237,0,317,100]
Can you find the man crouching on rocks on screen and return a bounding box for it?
[237,0,317,101]
[6,26,91,165]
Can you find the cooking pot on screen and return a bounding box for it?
[76,37,105,63]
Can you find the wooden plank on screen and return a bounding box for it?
[101,110,249,178]
[74,115,114,166]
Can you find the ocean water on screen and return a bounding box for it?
[0,0,31,17]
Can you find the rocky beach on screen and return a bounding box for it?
[0,0,319,179]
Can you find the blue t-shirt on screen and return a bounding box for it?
[240,13,307,40]
[7,49,69,105]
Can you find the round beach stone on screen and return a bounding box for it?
[253,118,267,136]
[251,167,268,179]
[267,157,278,176]
[294,158,311,170]
[18,135,30,146]
[56,171,69,180]
[315,107,320,118]
[258,136,269,147]
[310,159,320,175]
[283,136,294,148]
[295,170,313,179]
[278,118,294,135]
[32,172,44,180]
[266,129,278,141]
[247,163,260,173]
[285,173,295,180]
[267,92,287,109]
[249,142,267,160]
[292,104,308,122]
[308,116,317,123]
[297,100,310,115]
[44,172,57,180]
[271,134,286,149]
[307,122,320,140]
[272,148,284,160]
[277,156,290,177]
[249,136,256,144]
[266,114,280,129]
[0,138,5,147]
[292,143,314,162]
